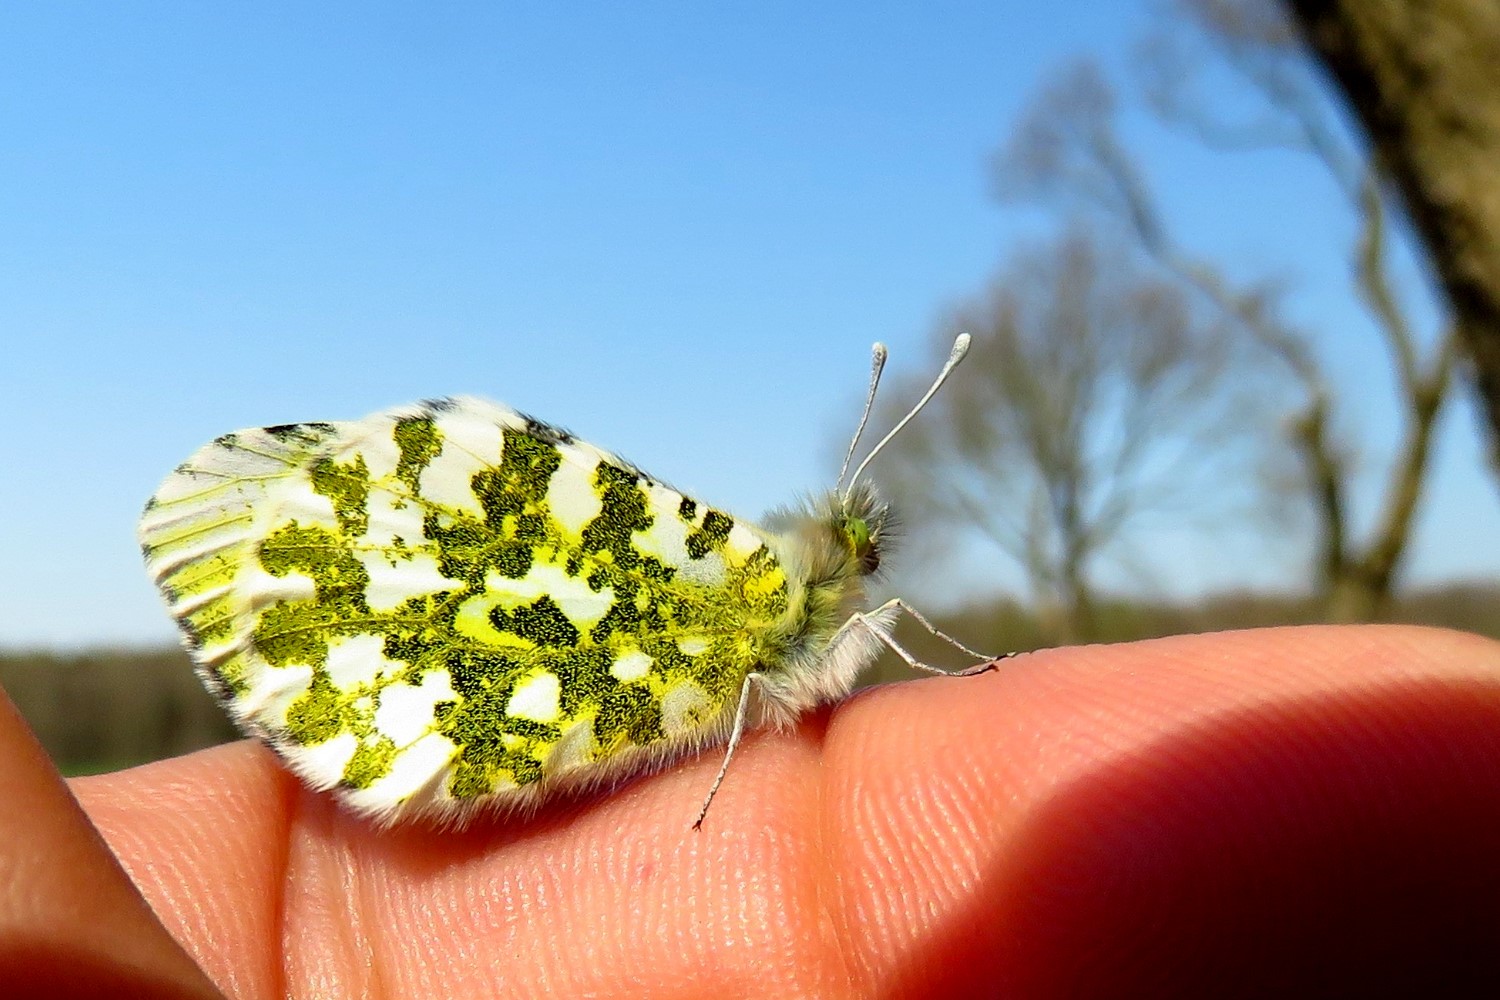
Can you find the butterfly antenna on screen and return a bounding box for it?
[836,343,889,491]
[846,333,971,494]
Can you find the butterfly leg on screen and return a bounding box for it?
[693,671,761,831]
[851,598,1009,677]
[884,598,1003,663]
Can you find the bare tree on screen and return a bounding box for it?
[998,19,1454,621]
[1285,0,1500,487]
[879,230,1268,644]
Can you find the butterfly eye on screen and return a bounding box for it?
[843,516,880,572]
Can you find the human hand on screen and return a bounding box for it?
[5,625,1499,997]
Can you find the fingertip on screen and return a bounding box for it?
[72,740,292,999]
[822,625,1500,996]
[0,687,226,1000]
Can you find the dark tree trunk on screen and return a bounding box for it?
[1286,0,1500,485]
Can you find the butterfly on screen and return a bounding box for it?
[139,335,992,827]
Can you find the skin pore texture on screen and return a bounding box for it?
[4,624,1500,998]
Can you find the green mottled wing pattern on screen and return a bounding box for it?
[139,397,790,823]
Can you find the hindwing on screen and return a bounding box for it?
[139,397,790,821]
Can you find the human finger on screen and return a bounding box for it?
[823,624,1500,997]
[0,684,224,999]
[75,625,1500,998]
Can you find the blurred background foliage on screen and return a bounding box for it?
[5,0,1498,775]
[1,650,237,776]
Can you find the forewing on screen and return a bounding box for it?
[140,397,788,823]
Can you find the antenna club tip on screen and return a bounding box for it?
[872,342,889,359]
[952,332,972,356]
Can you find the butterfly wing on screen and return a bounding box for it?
[140,397,789,823]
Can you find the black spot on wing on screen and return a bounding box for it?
[262,422,336,448]
[522,415,577,446]
[549,645,617,715]
[686,509,734,559]
[594,684,663,745]
[393,416,442,490]
[489,595,581,648]
[468,427,561,580]
[442,649,521,699]
[580,462,652,570]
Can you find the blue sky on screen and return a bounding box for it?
[2,2,1495,648]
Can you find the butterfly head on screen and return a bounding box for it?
[836,484,889,576]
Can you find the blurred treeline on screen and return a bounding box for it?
[1,649,237,776]
[5,581,1494,775]
[869,581,1500,688]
